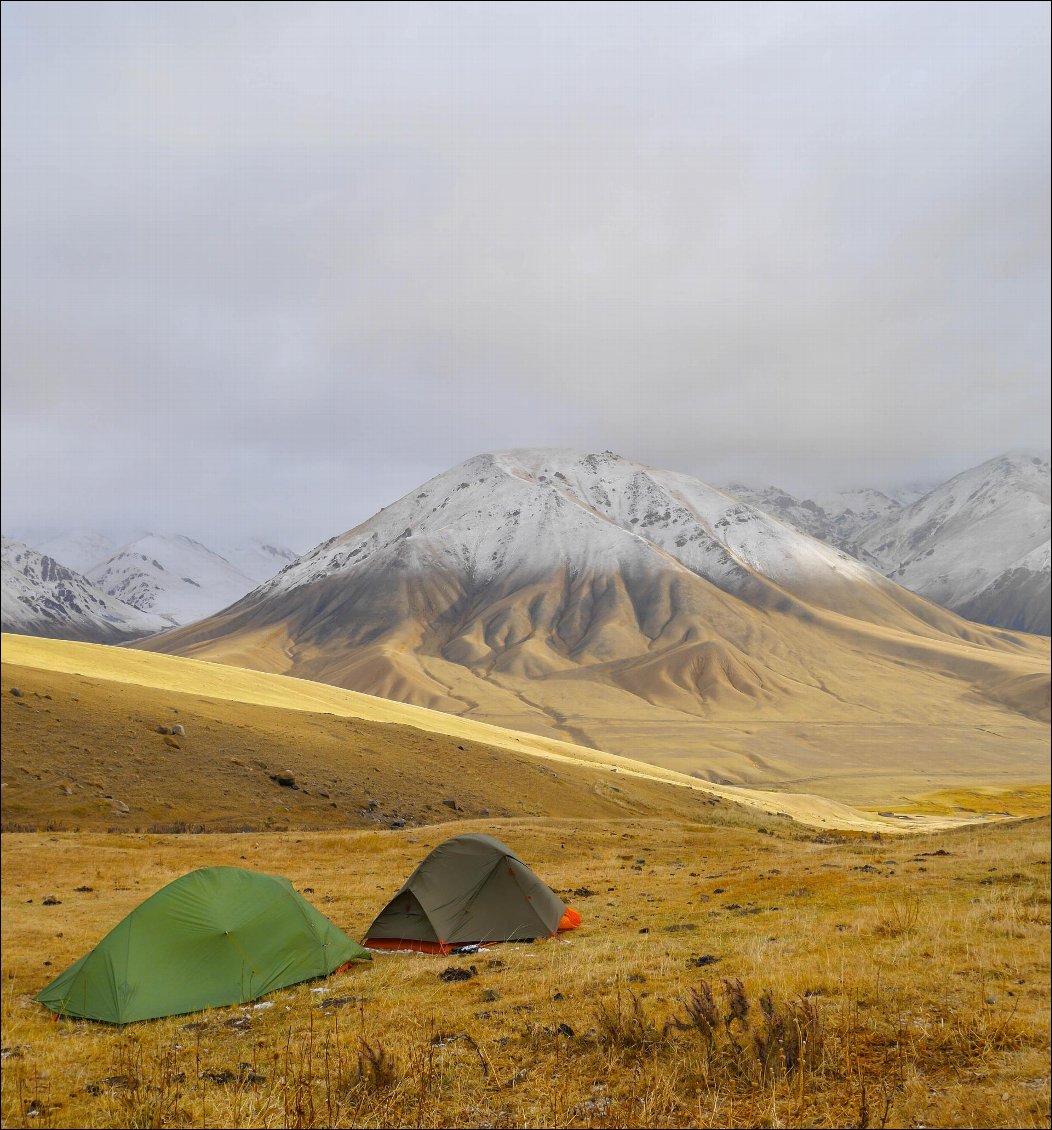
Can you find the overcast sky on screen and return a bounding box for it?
[2,1,1049,550]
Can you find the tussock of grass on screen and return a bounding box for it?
[872,894,922,938]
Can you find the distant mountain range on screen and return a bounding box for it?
[2,451,1047,649]
[5,450,1047,797]
[34,531,123,575]
[857,452,1049,634]
[86,534,266,626]
[725,451,1049,634]
[207,539,302,585]
[1,538,167,642]
[720,484,903,558]
[1,533,297,638]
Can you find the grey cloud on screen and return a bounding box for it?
[2,1,1049,546]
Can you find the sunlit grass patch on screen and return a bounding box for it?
[879,784,1051,819]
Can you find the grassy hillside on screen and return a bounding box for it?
[1,816,1048,1129]
[2,635,1048,1128]
[7,633,1014,834]
[1,655,747,833]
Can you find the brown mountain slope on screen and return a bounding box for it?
[142,562,1050,801]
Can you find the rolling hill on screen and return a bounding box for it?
[2,633,981,835]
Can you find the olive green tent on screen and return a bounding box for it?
[35,866,370,1023]
[364,833,580,953]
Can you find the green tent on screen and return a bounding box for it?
[363,833,578,953]
[35,866,371,1023]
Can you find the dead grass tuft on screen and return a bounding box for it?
[873,894,922,937]
[354,1037,400,1092]
[594,985,661,1051]
[664,980,825,1087]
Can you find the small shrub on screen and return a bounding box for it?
[666,979,825,1087]
[753,989,823,1081]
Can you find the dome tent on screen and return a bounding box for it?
[35,866,371,1023]
[364,833,581,953]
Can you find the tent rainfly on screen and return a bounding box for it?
[364,833,581,953]
[35,866,371,1023]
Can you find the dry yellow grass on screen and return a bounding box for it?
[2,816,1049,1129]
[3,655,752,834]
[870,784,1052,819]
[2,635,1049,1128]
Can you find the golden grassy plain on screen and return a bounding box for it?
[1,816,1049,1129]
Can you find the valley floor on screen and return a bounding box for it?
[468,711,1051,805]
[2,816,1049,1129]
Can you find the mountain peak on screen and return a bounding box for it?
[856,451,1050,631]
[257,445,883,612]
[87,534,258,625]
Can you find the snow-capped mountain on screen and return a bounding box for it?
[856,452,1050,634]
[248,449,928,622]
[957,540,1050,635]
[209,538,299,583]
[725,455,1050,635]
[144,450,1048,760]
[1,538,167,643]
[721,484,900,560]
[19,530,297,588]
[87,534,258,626]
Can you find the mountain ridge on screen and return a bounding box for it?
[856,451,1050,633]
[725,450,1049,633]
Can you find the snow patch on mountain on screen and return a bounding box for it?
[723,455,1050,634]
[257,449,893,612]
[721,483,898,560]
[209,538,300,584]
[33,531,125,575]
